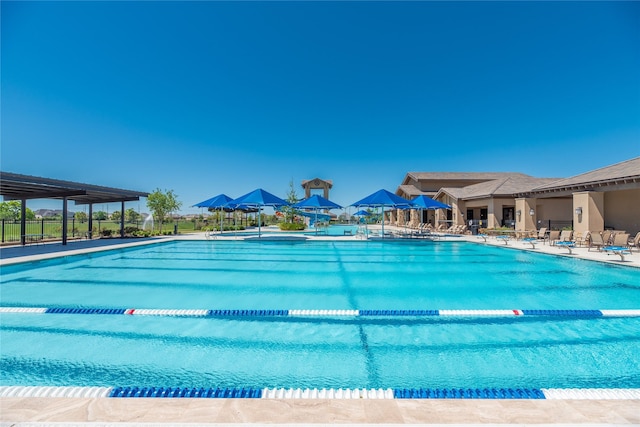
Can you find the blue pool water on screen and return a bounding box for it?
[1,240,639,389]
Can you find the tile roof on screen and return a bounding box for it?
[438,176,560,200]
[530,157,640,193]
[406,172,530,181]
[396,185,435,197]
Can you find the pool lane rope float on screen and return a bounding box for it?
[1,306,640,317]
[0,386,638,400]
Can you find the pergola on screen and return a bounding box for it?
[0,172,149,245]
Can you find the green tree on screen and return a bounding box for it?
[74,211,88,222]
[146,188,182,232]
[125,208,140,223]
[93,211,108,220]
[281,179,300,223]
[111,211,121,221]
[0,201,35,220]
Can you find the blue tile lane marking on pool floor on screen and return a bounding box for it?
[2,386,639,399]
[3,306,640,317]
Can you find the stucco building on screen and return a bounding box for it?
[396,157,640,234]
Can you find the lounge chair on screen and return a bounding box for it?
[574,231,590,247]
[547,230,560,245]
[522,237,538,249]
[588,232,605,252]
[558,230,573,243]
[611,233,630,248]
[536,227,547,240]
[602,230,613,245]
[628,232,640,252]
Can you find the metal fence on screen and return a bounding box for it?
[0,219,147,243]
[536,220,573,231]
[0,219,221,243]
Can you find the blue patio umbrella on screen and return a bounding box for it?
[227,189,289,238]
[193,193,234,209]
[193,194,234,234]
[351,189,413,238]
[411,195,451,210]
[293,195,342,233]
[352,209,371,224]
[410,195,451,228]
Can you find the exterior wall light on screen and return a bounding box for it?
[516,210,522,219]
[529,208,535,216]
[575,207,583,215]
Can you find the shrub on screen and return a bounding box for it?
[278,222,306,231]
[101,229,113,237]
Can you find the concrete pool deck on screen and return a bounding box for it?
[1,228,639,424]
[1,396,639,425]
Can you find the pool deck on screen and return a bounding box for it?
[1,228,639,424]
[1,397,639,425]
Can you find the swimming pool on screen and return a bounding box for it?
[1,240,639,391]
[224,224,359,237]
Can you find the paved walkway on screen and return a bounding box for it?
[1,397,639,425]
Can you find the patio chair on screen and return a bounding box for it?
[547,230,560,245]
[574,231,590,247]
[559,230,573,242]
[611,233,630,248]
[628,232,640,252]
[536,227,547,240]
[602,230,613,245]
[588,232,605,252]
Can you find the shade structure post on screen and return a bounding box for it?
[258,206,261,238]
[88,204,93,239]
[62,197,68,245]
[120,201,125,238]
[20,199,26,246]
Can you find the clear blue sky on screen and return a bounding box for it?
[2,1,639,215]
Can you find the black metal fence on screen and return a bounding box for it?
[0,219,148,243]
[536,219,573,231]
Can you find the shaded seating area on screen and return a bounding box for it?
[0,172,148,246]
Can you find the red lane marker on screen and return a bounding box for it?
[513,310,520,315]
[125,309,135,315]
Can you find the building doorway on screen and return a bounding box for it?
[503,207,515,228]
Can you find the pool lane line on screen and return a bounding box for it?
[1,386,639,400]
[2,307,640,317]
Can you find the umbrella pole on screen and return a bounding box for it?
[258,206,261,238]
[381,206,384,239]
[220,210,223,236]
